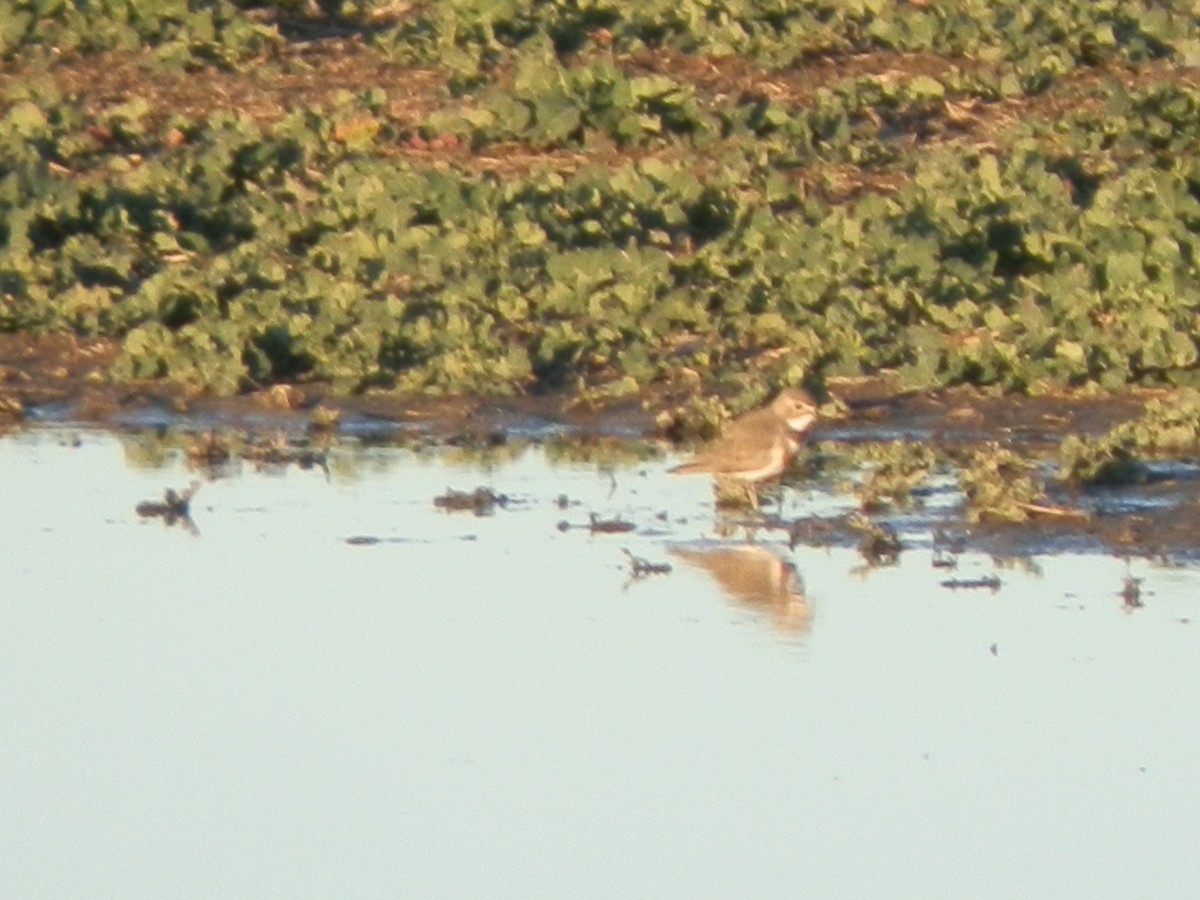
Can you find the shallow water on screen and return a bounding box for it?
[2,428,1199,898]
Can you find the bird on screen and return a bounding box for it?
[669,388,819,509]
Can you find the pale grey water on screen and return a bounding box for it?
[1,428,1198,898]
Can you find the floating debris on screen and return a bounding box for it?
[136,482,199,532]
[1020,501,1089,522]
[343,534,478,546]
[588,513,636,534]
[556,513,637,534]
[622,548,672,578]
[932,549,958,569]
[940,575,1002,591]
[1121,576,1144,610]
[932,528,964,568]
[433,486,508,516]
[854,518,901,566]
[989,643,999,656]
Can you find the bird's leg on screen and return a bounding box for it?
[769,483,785,517]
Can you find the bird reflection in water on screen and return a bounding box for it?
[671,545,812,634]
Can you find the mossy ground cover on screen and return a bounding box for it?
[4,1,1200,413]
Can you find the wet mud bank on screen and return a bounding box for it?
[0,333,1151,440]
[3,333,1196,560]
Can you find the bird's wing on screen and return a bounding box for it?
[692,443,781,475]
[723,407,778,440]
[671,405,796,475]
[678,417,784,474]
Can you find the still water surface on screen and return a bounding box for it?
[1,429,1198,898]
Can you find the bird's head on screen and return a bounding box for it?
[771,388,818,433]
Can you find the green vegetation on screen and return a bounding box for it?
[379,0,1197,75]
[5,2,1200,402]
[848,440,937,510]
[655,394,729,442]
[957,443,1046,522]
[851,515,902,566]
[1059,389,1200,484]
[1,0,277,67]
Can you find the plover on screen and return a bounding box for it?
[670,388,818,508]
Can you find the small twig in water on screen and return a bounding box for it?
[588,513,636,534]
[1019,501,1088,522]
[940,575,1002,591]
[622,549,672,578]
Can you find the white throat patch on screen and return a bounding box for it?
[786,412,814,433]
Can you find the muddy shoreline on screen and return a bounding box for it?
[5,333,1198,561]
[0,333,1153,440]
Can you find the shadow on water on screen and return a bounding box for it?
[2,426,1200,897]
